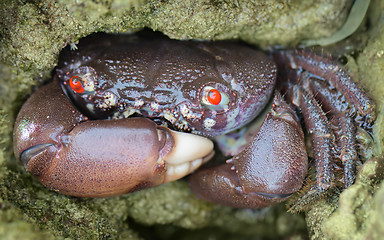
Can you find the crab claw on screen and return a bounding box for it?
[14,81,214,197]
[190,94,308,208]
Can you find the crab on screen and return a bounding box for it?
[13,32,375,210]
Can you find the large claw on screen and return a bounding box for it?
[14,81,214,197]
[190,94,308,208]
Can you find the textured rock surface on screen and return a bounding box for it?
[2,0,383,239]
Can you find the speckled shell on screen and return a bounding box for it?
[56,33,277,137]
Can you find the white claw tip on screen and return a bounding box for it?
[164,130,214,183]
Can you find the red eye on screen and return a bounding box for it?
[207,89,222,105]
[69,76,85,93]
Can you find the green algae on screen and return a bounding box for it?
[2,0,383,239]
[0,198,57,240]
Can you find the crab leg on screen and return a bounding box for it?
[304,78,358,188]
[289,84,336,189]
[277,50,376,126]
[14,81,214,197]
[283,83,338,211]
[190,94,308,208]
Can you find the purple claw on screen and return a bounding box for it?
[190,94,308,208]
[14,81,214,197]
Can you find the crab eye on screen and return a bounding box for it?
[207,89,222,105]
[69,76,85,93]
[201,86,230,109]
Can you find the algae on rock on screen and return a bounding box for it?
[2,0,383,239]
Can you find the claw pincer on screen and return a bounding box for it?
[14,81,213,197]
[190,95,308,208]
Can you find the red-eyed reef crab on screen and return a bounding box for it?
[13,32,375,211]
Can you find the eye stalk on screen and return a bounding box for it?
[69,76,85,93]
[201,86,230,110]
[65,70,96,95]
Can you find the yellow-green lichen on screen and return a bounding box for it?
[2,0,383,239]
